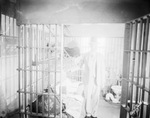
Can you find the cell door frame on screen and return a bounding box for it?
[120,14,150,118]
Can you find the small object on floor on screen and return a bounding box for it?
[105,92,120,103]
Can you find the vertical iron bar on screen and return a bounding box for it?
[12,17,15,103]
[36,24,38,115]
[60,24,64,118]
[120,23,132,118]
[145,16,150,118]
[48,25,51,117]
[18,25,21,118]
[127,23,133,118]
[0,2,1,34]
[135,19,143,104]
[29,25,33,115]
[21,25,23,115]
[24,25,27,118]
[126,23,133,108]
[0,4,1,58]
[140,23,146,118]
[129,21,138,115]
[54,24,57,117]
[140,18,149,118]
[4,14,7,102]
[42,24,44,117]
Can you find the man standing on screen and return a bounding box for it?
[80,37,106,118]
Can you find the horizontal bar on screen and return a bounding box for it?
[16,46,55,50]
[128,76,150,80]
[124,50,150,53]
[20,111,55,118]
[122,76,150,80]
[32,59,57,65]
[127,100,148,106]
[17,68,61,73]
[18,90,59,96]
[122,78,150,93]
[0,34,18,38]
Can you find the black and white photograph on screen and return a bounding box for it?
[0,0,150,118]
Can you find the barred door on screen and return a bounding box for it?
[120,14,150,118]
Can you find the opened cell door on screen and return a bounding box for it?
[120,14,150,118]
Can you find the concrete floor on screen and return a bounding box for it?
[98,99,120,118]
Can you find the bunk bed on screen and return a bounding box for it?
[21,34,84,118]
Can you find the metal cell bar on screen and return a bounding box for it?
[124,50,150,52]
[140,18,149,118]
[135,19,143,104]
[18,25,21,118]
[36,25,39,115]
[17,46,52,49]
[29,25,33,115]
[42,25,44,116]
[4,14,7,99]
[54,24,57,117]
[20,111,54,118]
[145,17,150,118]
[24,25,27,118]
[129,21,138,115]
[39,29,42,93]
[0,4,1,35]
[12,18,15,102]
[17,68,60,73]
[120,23,132,118]
[21,26,24,113]
[48,24,51,117]
[19,90,59,96]
[126,23,133,108]
[9,16,10,36]
[60,24,64,118]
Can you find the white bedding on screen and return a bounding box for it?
[56,78,84,118]
[63,94,83,118]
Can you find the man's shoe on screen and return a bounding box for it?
[85,115,92,118]
[91,116,97,118]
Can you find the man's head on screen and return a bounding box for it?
[89,37,98,51]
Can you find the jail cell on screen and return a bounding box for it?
[18,24,64,118]
[120,14,150,118]
[0,13,18,116]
